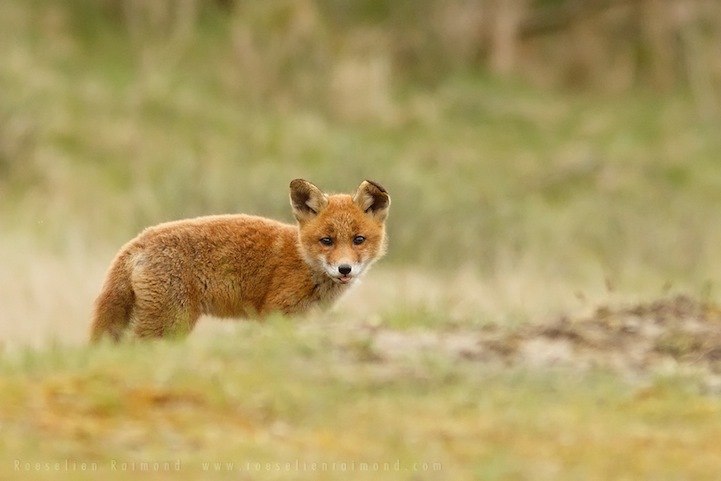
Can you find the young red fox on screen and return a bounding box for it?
[90,179,390,341]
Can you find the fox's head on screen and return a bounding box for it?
[290,179,390,285]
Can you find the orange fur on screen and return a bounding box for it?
[90,179,390,341]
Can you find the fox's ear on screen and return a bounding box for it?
[290,179,328,222]
[353,180,390,222]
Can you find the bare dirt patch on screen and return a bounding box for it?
[343,295,721,389]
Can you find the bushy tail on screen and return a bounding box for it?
[90,252,134,343]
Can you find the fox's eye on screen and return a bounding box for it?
[353,235,366,245]
[319,237,333,246]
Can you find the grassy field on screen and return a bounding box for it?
[4,1,721,479]
[4,310,721,481]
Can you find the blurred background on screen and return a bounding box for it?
[3,0,721,347]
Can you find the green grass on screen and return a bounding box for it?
[3,318,721,480]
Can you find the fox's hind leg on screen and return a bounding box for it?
[130,272,200,339]
[131,295,200,339]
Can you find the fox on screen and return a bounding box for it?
[90,179,390,342]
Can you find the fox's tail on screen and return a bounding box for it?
[90,251,134,343]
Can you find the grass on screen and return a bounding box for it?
[3,318,721,481]
[4,1,721,479]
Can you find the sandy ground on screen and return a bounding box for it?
[334,294,721,390]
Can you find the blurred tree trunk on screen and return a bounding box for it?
[640,0,676,90]
[519,0,628,39]
[489,0,526,75]
[676,0,720,117]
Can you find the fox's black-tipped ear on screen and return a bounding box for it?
[353,180,390,222]
[290,179,328,222]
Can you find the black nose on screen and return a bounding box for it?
[338,265,352,275]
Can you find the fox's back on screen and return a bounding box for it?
[125,214,301,316]
[135,214,294,252]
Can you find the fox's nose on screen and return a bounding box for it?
[338,264,352,276]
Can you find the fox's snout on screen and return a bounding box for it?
[324,261,365,284]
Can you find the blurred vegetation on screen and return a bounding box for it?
[2,0,721,288]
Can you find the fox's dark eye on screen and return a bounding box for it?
[320,237,333,246]
[353,235,366,245]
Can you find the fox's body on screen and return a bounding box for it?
[90,180,390,341]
